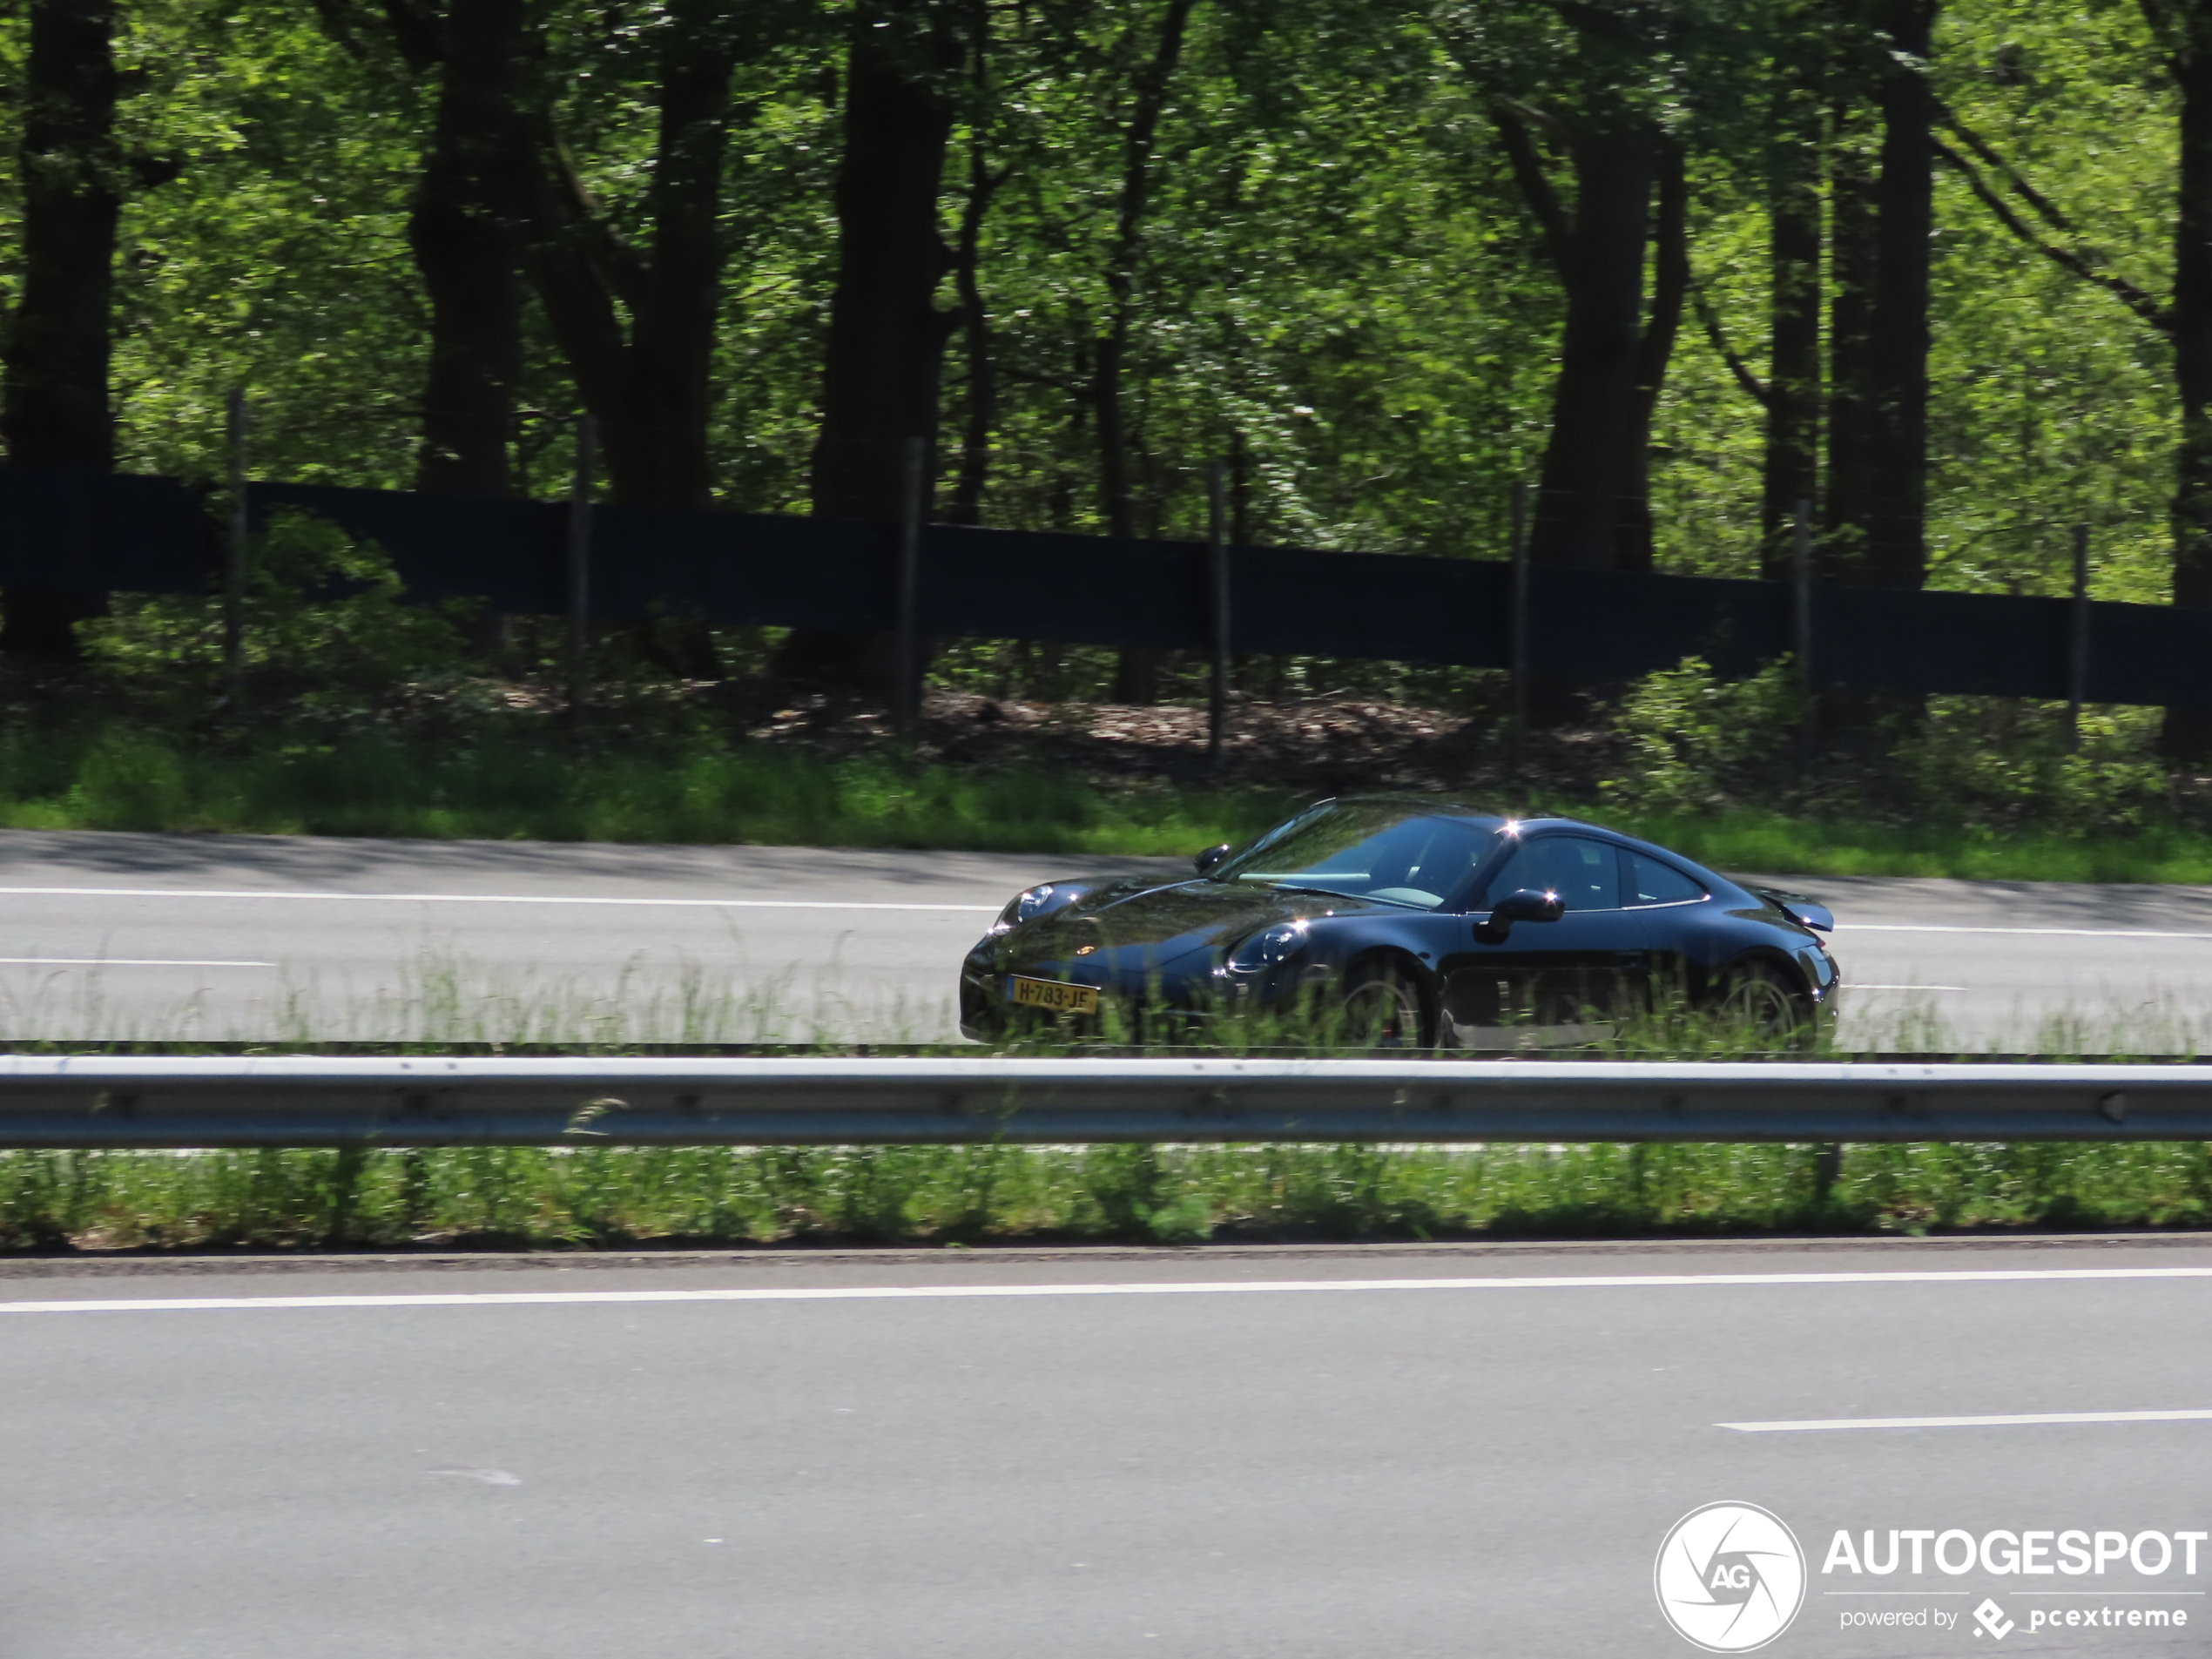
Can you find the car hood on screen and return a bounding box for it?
[1001,879,1407,980]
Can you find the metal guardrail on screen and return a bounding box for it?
[0,1055,2204,1148]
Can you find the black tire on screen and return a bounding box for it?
[1338,961,1432,1050]
[1715,959,1812,1050]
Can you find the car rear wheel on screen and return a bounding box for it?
[1716,960,1811,1050]
[1339,961,1431,1050]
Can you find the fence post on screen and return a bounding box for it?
[1207,458,1231,769]
[1792,498,1814,770]
[1508,479,1530,765]
[566,415,596,720]
[224,388,248,698]
[895,436,927,737]
[2067,523,2090,751]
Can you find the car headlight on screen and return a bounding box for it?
[1228,921,1306,972]
[994,884,1068,934]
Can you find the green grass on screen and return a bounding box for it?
[5,722,2212,882]
[4,1139,2209,1252]
[0,725,1294,855]
[1610,807,2212,886]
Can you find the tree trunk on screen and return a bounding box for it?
[1761,105,1823,580]
[1101,0,1197,705]
[772,1,962,691]
[1614,138,1688,572]
[408,0,524,500]
[1864,0,1938,592]
[625,0,738,512]
[1527,125,1657,571]
[1822,101,1878,582]
[2,0,120,658]
[947,34,1008,529]
[2163,0,2212,756]
[502,1,738,510]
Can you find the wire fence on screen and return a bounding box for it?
[4,403,2204,743]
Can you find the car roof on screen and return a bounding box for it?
[1323,798,1743,899]
[1507,814,1738,889]
[1329,792,1509,832]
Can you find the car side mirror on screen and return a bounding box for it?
[1193,843,1232,874]
[1477,887,1564,942]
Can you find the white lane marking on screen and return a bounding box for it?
[426,1466,522,1486]
[0,886,999,914]
[1841,924,2212,940]
[6,1264,2212,1317]
[1845,984,1966,991]
[1723,1409,2212,1433]
[0,956,275,968]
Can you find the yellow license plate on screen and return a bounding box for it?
[1009,975,1101,1015]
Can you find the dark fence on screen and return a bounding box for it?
[2,467,2207,707]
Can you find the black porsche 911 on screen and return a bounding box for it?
[959,795,1839,1048]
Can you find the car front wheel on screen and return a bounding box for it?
[1338,961,1432,1050]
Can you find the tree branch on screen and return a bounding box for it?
[1936,103,2082,233]
[1689,283,1769,408]
[1931,134,2171,334]
[538,124,647,314]
[1489,102,1571,275]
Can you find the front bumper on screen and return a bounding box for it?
[959,938,1327,1043]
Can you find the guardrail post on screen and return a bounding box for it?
[1791,498,1814,771]
[895,435,926,737]
[1509,480,1530,766]
[2067,524,2090,751]
[1207,458,1231,770]
[1811,1141,1843,1209]
[224,388,248,699]
[566,415,596,722]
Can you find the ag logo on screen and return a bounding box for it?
[1654,1501,1807,1652]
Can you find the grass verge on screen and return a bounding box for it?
[0,726,1294,855]
[5,724,2212,882]
[4,1140,2209,1252]
[1618,808,2212,886]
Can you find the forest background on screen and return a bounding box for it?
[0,0,2204,879]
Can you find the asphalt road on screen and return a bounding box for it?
[3,1237,2209,1657]
[0,828,2206,1046]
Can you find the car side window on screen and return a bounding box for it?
[1626,852,1707,907]
[1483,835,1622,912]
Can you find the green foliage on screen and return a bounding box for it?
[0,0,2188,600]
[1590,656,2178,868]
[83,511,472,712]
[1888,700,2168,837]
[1600,655,1803,813]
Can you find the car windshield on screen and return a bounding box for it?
[1207,802,1501,910]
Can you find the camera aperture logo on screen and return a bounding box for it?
[1656,1501,1808,1652]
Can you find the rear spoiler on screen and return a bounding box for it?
[1749,886,1833,933]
